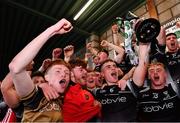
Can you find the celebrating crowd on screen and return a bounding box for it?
[0,18,180,122]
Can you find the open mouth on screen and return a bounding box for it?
[88,79,94,83]
[111,72,117,78]
[154,76,159,81]
[170,43,175,47]
[59,79,66,84]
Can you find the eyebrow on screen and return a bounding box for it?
[148,67,162,70]
[104,63,116,67]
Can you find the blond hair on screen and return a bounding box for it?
[148,62,165,70]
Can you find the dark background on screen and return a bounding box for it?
[0,0,145,80]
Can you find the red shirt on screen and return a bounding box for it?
[63,84,101,122]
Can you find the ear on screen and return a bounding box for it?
[100,72,105,79]
[71,72,75,82]
[44,74,49,82]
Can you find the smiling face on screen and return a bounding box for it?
[166,34,178,53]
[45,64,70,93]
[148,63,166,89]
[101,60,119,85]
[86,72,96,89]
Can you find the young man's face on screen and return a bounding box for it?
[45,64,70,93]
[148,65,166,89]
[101,61,119,85]
[93,56,100,65]
[94,72,103,87]
[72,66,87,85]
[32,76,45,86]
[166,34,178,52]
[86,72,96,89]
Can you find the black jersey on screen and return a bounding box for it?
[138,84,180,122]
[166,49,180,82]
[93,81,139,122]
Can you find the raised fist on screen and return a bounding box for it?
[42,58,52,70]
[52,48,62,60]
[64,45,74,57]
[52,18,73,35]
[100,40,109,47]
[86,42,93,50]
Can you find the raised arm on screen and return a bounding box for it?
[86,42,99,56]
[121,66,136,81]
[112,24,123,46]
[63,45,74,63]
[9,18,73,97]
[52,48,62,61]
[101,40,125,63]
[38,58,52,73]
[133,44,149,87]
[156,26,166,46]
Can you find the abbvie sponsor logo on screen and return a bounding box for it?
[143,102,174,112]
[101,96,126,104]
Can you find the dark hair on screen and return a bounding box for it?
[69,58,87,69]
[92,55,97,59]
[99,59,117,71]
[45,59,71,74]
[98,48,109,56]
[166,32,177,38]
[31,71,44,78]
[86,69,94,73]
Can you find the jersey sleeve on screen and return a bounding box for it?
[21,87,44,109]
